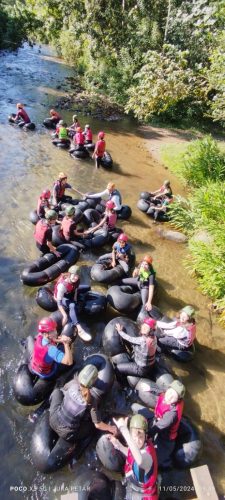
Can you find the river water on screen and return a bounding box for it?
[0,44,224,499]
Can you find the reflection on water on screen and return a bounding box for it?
[0,43,224,498]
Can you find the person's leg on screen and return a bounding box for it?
[158,336,182,350]
[118,259,129,273]
[131,403,155,422]
[155,436,175,469]
[116,362,146,377]
[49,388,64,418]
[120,277,139,289]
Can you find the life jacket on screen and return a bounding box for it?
[134,336,157,368]
[176,321,196,347]
[54,276,77,301]
[37,197,50,218]
[106,212,117,229]
[109,189,122,206]
[154,393,184,440]
[95,139,105,157]
[17,108,30,123]
[124,440,158,499]
[53,180,65,200]
[58,380,87,428]
[113,242,131,257]
[138,265,156,287]
[61,216,74,241]
[75,131,85,145]
[30,334,55,376]
[85,129,92,141]
[58,126,68,140]
[34,219,51,245]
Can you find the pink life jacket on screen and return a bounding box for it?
[34,219,50,245]
[75,131,85,145]
[61,216,74,241]
[176,321,196,347]
[95,139,105,157]
[30,334,54,375]
[124,440,158,500]
[106,212,117,229]
[85,129,92,141]
[155,394,184,440]
[16,108,30,123]
[54,276,76,301]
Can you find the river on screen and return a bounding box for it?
[0,43,224,499]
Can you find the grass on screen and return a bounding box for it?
[160,143,189,179]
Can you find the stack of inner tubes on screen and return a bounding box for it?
[21,244,80,286]
[8,113,35,130]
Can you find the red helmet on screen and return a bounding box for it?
[98,131,105,139]
[41,189,51,200]
[38,317,57,333]
[143,255,153,265]
[77,127,82,132]
[106,200,115,210]
[117,233,128,242]
[143,318,156,329]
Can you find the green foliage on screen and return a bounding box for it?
[182,136,225,186]
[125,45,194,120]
[168,196,195,235]
[206,32,225,124]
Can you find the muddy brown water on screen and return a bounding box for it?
[0,44,224,499]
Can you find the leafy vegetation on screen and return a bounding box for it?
[164,137,225,322]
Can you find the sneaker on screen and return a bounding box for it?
[76,324,92,342]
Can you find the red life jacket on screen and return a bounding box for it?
[106,212,117,229]
[155,394,184,440]
[176,321,196,346]
[85,129,92,141]
[54,276,76,300]
[16,108,30,123]
[124,440,158,499]
[34,219,50,245]
[61,216,74,241]
[53,180,65,200]
[30,334,54,375]
[75,131,85,145]
[95,139,105,157]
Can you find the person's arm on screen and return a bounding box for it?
[85,215,106,234]
[156,320,177,330]
[114,418,153,471]
[162,325,189,339]
[111,244,117,267]
[132,267,139,278]
[116,323,142,345]
[47,336,73,366]
[84,189,108,199]
[70,186,85,197]
[46,239,61,257]
[145,278,155,311]
[151,408,177,433]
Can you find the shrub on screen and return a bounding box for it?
[182,136,225,187]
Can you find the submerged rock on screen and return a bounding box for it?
[156,227,188,243]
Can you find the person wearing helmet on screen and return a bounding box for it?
[97,233,132,273]
[12,103,31,125]
[53,120,70,145]
[27,317,73,380]
[114,318,157,377]
[156,305,196,352]
[34,209,61,256]
[53,266,92,342]
[49,364,117,443]
[119,255,156,311]
[92,131,106,169]
[60,205,85,243]
[148,193,173,223]
[36,189,51,218]
[84,124,93,144]
[84,200,117,237]
[68,115,80,137]
[49,109,62,125]
[132,379,185,470]
[109,415,158,499]
[52,173,83,208]
[85,182,122,213]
